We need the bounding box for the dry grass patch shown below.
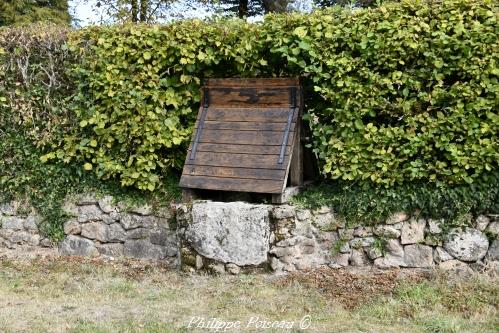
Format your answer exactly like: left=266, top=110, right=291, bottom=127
left=0, top=254, right=497, bottom=333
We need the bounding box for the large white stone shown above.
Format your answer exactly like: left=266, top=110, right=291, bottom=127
left=184, top=202, right=271, bottom=266
left=443, top=228, right=489, bottom=262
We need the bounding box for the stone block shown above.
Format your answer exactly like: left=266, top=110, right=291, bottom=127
left=63, top=220, right=81, bottom=235
left=120, top=214, right=157, bottom=230
left=401, top=218, right=426, bottom=244
left=475, top=215, right=490, bottom=231
left=226, top=263, right=241, bottom=275
left=350, top=249, right=370, bottom=266
left=81, top=222, right=125, bottom=242
left=272, top=205, right=296, bottom=220
left=385, top=212, right=409, bottom=225
left=404, top=244, right=433, bottom=268
left=373, top=225, right=400, bottom=238
left=59, top=235, right=98, bottom=257
left=353, top=226, right=373, bottom=237
left=1, top=216, right=24, bottom=230
left=129, top=204, right=153, bottom=216
left=97, top=243, right=124, bottom=257
left=434, top=247, right=453, bottom=263
left=77, top=205, right=104, bottom=223
left=98, top=195, right=115, bottom=214
left=486, top=239, right=498, bottom=261
left=124, top=239, right=168, bottom=260
left=427, top=219, right=443, bottom=234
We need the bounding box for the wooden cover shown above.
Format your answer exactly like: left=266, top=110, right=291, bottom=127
left=180, top=78, right=302, bottom=194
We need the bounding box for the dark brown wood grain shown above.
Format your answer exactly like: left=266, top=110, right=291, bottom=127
left=198, top=129, right=293, bottom=146
left=207, top=87, right=290, bottom=107
left=182, top=165, right=285, bottom=181
left=180, top=77, right=302, bottom=195
left=203, top=108, right=291, bottom=123
left=179, top=175, right=284, bottom=193
left=185, top=151, right=289, bottom=170
left=194, top=121, right=293, bottom=132
left=187, top=143, right=292, bottom=155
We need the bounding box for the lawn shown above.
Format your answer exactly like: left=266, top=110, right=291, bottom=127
left=0, top=252, right=497, bottom=333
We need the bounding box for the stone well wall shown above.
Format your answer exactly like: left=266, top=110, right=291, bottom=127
left=177, top=202, right=499, bottom=275
left=1, top=196, right=498, bottom=275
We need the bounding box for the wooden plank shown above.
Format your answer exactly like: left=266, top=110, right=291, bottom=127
left=180, top=78, right=304, bottom=195
left=205, top=108, right=291, bottom=123
left=179, top=175, right=283, bottom=194
left=205, top=78, right=300, bottom=87
left=208, top=87, right=291, bottom=107
left=185, top=151, right=290, bottom=169
left=188, top=143, right=292, bottom=155
left=199, top=129, right=294, bottom=146
left=182, top=165, right=285, bottom=181
left=195, top=121, right=293, bottom=132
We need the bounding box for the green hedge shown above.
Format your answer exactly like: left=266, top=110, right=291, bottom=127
left=1, top=0, right=498, bottom=192
left=0, top=0, right=497, bottom=238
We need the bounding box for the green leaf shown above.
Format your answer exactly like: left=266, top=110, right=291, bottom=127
left=354, top=119, right=364, bottom=130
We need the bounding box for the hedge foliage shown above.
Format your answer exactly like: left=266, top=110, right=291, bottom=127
left=1, top=0, right=498, bottom=193
left=302, top=1, right=499, bottom=186
left=0, top=25, right=180, bottom=239
left=48, top=0, right=498, bottom=191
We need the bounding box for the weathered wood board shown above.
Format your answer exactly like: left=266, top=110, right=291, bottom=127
left=180, top=78, right=303, bottom=195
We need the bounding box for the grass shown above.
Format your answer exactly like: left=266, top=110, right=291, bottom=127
left=0, top=255, right=497, bottom=333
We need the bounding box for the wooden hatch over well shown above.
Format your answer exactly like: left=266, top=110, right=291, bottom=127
left=179, top=78, right=303, bottom=195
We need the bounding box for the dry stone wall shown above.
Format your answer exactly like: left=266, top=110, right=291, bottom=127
left=1, top=196, right=498, bottom=276
left=59, top=194, right=178, bottom=264
left=0, top=195, right=178, bottom=264
left=178, top=202, right=499, bottom=275
left=0, top=202, right=53, bottom=249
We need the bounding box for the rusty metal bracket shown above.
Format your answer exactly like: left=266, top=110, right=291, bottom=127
left=189, top=88, right=209, bottom=160
left=278, top=87, right=296, bottom=164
